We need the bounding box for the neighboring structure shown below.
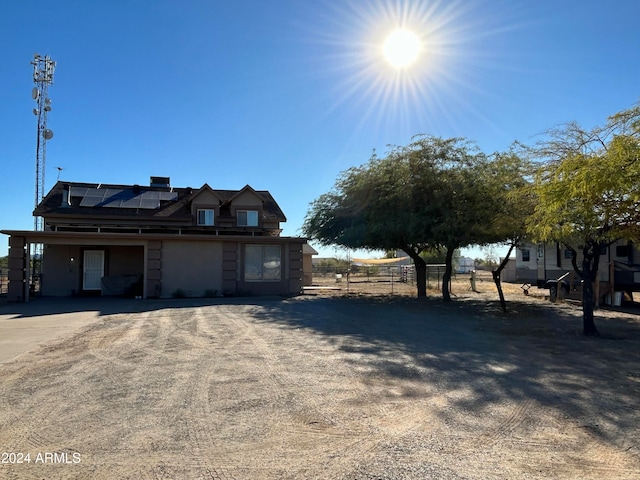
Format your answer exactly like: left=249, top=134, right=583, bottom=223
left=517, top=241, right=640, bottom=301
left=2, top=177, right=307, bottom=301
left=513, top=245, right=538, bottom=284
left=456, top=256, right=475, bottom=274
left=302, top=243, right=318, bottom=286
left=496, top=257, right=517, bottom=283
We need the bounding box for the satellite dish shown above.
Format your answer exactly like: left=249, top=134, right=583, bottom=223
left=32, top=108, right=39, bottom=116
left=31, top=87, right=39, bottom=99
left=45, top=98, right=51, bottom=104
left=43, top=129, right=54, bottom=140
left=44, top=105, right=51, bottom=112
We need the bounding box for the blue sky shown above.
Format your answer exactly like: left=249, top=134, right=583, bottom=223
left=1, top=0, right=639, bottom=259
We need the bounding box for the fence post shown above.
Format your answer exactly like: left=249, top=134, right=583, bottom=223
left=391, top=269, right=394, bottom=294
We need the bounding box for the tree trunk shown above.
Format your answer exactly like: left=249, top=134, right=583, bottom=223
left=580, top=249, right=600, bottom=336
left=442, top=246, right=455, bottom=302
left=582, top=276, right=598, bottom=336
left=492, top=270, right=507, bottom=313
left=492, top=243, right=517, bottom=313
left=568, top=242, right=600, bottom=336
left=403, top=247, right=427, bottom=298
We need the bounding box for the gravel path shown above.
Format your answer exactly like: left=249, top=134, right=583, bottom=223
left=0, top=295, right=639, bottom=479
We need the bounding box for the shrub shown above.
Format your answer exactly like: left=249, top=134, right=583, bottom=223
left=172, top=288, right=187, bottom=298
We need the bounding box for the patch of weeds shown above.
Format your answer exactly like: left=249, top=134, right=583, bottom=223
left=172, top=288, right=187, bottom=299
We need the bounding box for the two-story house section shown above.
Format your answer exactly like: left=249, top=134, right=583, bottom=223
left=2, top=177, right=307, bottom=301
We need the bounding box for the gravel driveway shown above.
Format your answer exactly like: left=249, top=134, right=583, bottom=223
left=0, top=295, right=639, bottom=479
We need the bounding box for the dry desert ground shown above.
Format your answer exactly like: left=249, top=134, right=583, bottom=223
left=0, top=281, right=639, bottom=479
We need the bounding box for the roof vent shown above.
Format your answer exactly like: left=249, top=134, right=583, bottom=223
left=150, top=176, right=170, bottom=188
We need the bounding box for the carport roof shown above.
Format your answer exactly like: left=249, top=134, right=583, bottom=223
left=0, top=230, right=307, bottom=244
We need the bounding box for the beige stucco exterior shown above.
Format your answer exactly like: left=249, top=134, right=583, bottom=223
left=302, top=243, right=318, bottom=286
left=161, top=240, right=223, bottom=297
left=2, top=231, right=305, bottom=302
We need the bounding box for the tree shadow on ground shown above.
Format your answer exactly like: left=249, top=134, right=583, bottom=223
left=249, top=295, right=640, bottom=458
left=0, top=295, right=285, bottom=319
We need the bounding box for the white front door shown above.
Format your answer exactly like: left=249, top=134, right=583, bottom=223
left=83, top=250, right=104, bottom=290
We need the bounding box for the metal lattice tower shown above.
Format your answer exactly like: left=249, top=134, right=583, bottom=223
left=30, top=54, right=55, bottom=291
left=31, top=53, right=56, bottom=231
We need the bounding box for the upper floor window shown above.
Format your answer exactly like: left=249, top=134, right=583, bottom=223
left=237, top=210, right=258, bottom=227
left=197, top=209, right=214, bottom=226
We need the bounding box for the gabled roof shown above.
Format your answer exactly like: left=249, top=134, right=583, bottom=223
left=187, top=183, right=223, bottom=204
left=227, top=184, right=263, bottom=204
left=35, top=181, right=287, bottom=222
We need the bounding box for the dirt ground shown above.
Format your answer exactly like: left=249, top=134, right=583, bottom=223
left=0, top=281, right=639, bottom=479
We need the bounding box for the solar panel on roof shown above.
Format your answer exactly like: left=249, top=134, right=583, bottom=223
left=159, top=191, right=175, bottom=201
left=76, top=187, right=177, bottom=209
left=140, top=199, right=160, bottom=209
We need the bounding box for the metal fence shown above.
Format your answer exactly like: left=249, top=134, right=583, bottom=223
left=311, top=263, right=458, bottom=295
left=0, top=269, right=7, bottom=296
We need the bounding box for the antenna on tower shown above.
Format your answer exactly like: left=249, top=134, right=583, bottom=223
left=30, top=53, right=56, bottom=295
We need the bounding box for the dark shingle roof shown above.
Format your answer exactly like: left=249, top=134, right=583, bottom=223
left=35, top=181, right=287, bottom=222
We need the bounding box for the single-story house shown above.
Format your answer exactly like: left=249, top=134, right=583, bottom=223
left=2, top=177, right=308, bottom=301
left=517, top=241, right=640, bottom=301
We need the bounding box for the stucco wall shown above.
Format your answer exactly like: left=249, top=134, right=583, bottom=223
left=41, top=245, right=81, bottom=296
left=303, top=253, right=313, bottom=286
left=161, top=240, right=223, bottom=297
left=108, top=246, right=144, bottom=276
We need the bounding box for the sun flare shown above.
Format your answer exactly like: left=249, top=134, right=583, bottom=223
left=383, top=29, right=421, bottom=68
left=304, top=0, right=511, bottom=136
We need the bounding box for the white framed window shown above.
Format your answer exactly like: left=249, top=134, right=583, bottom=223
left=245, top=245, right=281, bottom=281
left=237, top=210, right=259, bottom=227
left=197, top=209, right=215, bottom=226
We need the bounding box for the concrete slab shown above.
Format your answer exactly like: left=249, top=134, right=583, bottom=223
left=0, top=298, right=134, bottom=364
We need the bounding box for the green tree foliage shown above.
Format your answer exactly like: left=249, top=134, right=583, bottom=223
left=304, top=136, right=524, bottom=300
left=527, top=103, right=640, bottom=335
left=480, top=151, right=536, bottom=311
left=303, top=146, right=432, bottom=297
left=420, top=248, right=460, bottom=266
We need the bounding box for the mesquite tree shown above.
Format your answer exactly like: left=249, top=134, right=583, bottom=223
left=527, top=104, right=640, bottom=335
left=304, top=136, right=505, bottom=300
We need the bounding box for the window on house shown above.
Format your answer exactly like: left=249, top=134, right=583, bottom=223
left=237, top=210, right=259, bottom=227
left=616, top=244, right=630, bottom=258
left=245, top=245, right=281, bottom=281
left=197, top=209, right=214, bottom=226
left=521, top=249, right=530, bottom=262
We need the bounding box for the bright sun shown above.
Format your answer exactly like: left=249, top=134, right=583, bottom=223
left=382, top=28, right=421, bottom=68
